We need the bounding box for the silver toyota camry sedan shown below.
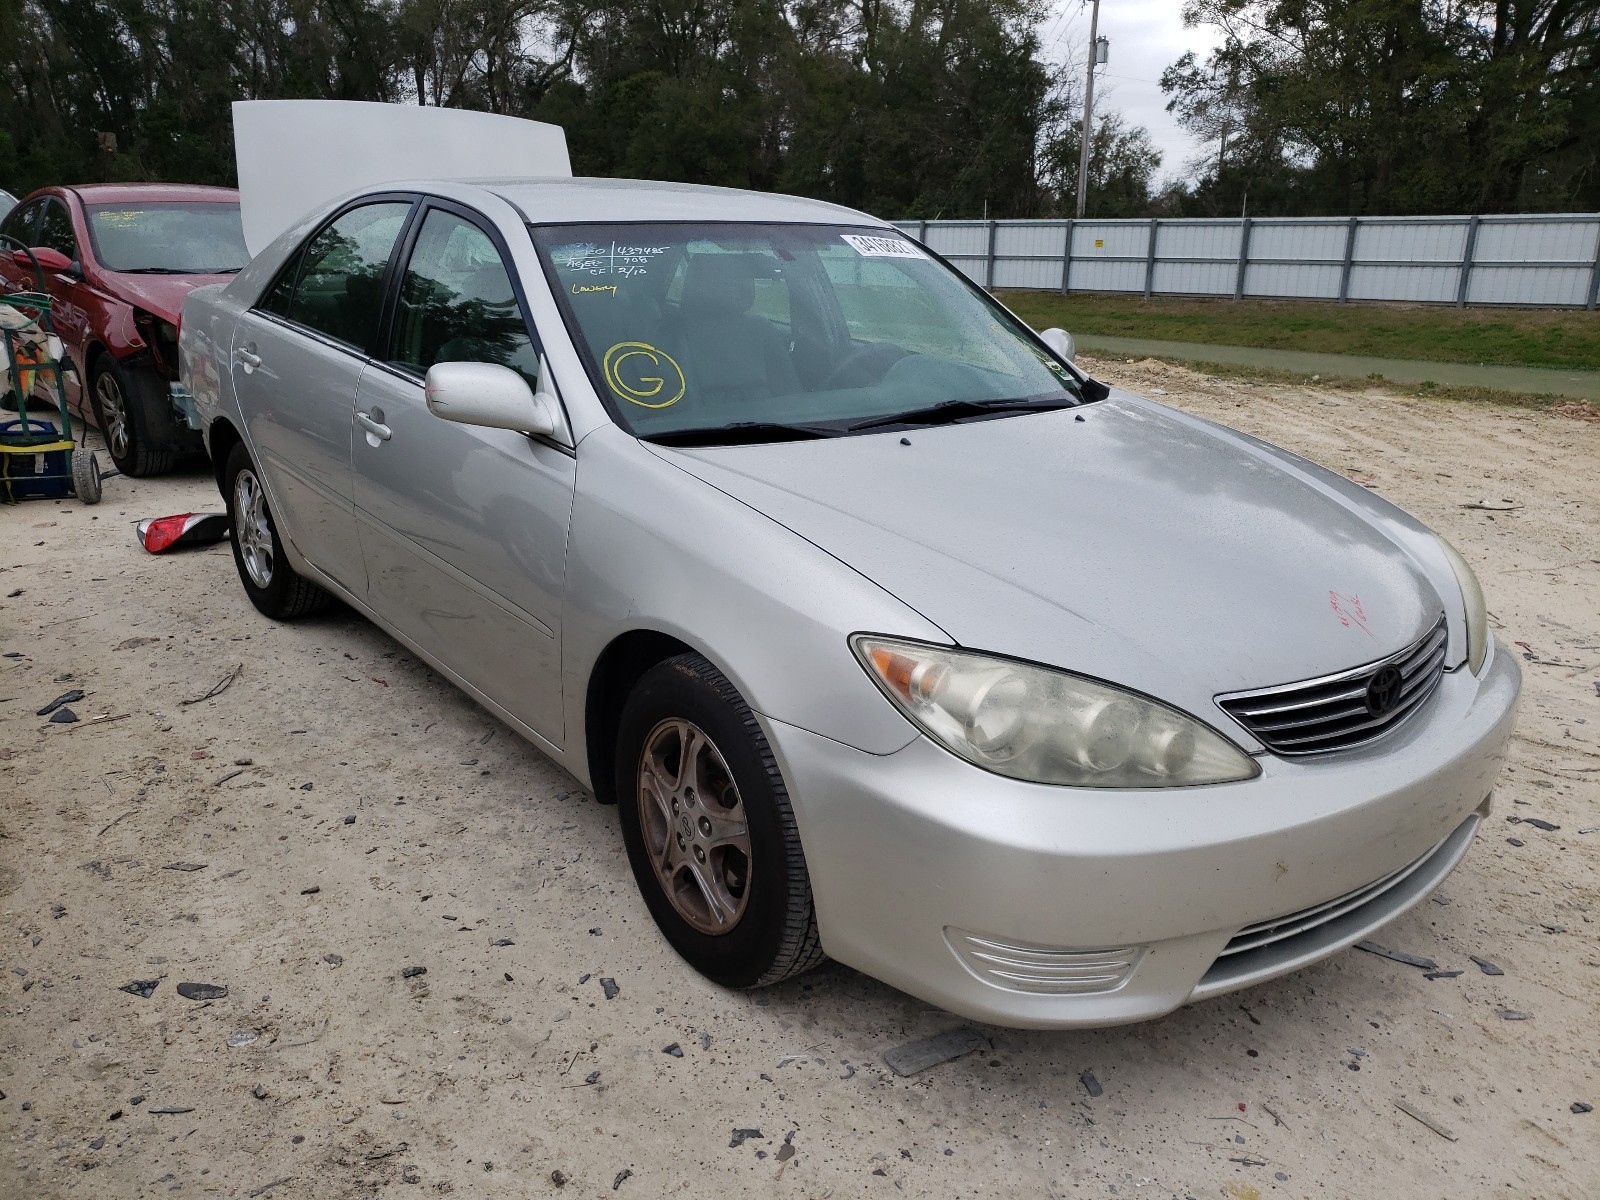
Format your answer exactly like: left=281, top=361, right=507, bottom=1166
left=181, top=177, right=1519, bottom=1028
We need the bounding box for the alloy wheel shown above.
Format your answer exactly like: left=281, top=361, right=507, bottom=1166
left=233, top=468, right=274, bottom=588
left=637, top=718, right=753, bottom=935
left=95, top=371, right=130, bottom=459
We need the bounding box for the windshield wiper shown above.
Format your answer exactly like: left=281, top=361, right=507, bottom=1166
left=845, top=395, right=1079, bottom=433
left=118, top=266, right=241, bottom=275
left=641, top=421, right=841, bottom=447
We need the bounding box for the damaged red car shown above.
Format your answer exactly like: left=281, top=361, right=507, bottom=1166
left=0, top=184, right=247, bottom=475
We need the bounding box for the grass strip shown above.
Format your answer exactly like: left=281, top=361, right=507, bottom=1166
left=1000, top=291, right=1600, bottom=372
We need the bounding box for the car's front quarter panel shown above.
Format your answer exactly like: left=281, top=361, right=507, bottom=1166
left=561, top=424, right=950, bottom=770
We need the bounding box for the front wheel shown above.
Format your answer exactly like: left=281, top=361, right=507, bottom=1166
left=223, top=442, right=331, bottom=620
left=90, top=356, right=177, bottom=477
left=615, top=653, right=824, bottom=988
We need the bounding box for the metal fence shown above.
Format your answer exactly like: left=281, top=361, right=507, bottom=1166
left=891, top=213, right=1600, bottom=309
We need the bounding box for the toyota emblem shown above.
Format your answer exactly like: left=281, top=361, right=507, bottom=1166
left=1366, top=664, right=1404, bottom=716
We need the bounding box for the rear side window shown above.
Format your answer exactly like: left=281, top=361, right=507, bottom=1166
left=1, top=199, right=43, bottom=247
left=387, top=208, right=538, bottom=387
left=37, top=200, right=77, bottom=258
left=262, top=201, right=411, bottom=349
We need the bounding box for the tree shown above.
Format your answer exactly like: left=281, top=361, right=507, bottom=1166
left=1, top=0, right=1165, bottom=221
left=1161, top=0, right=1600, bottom=215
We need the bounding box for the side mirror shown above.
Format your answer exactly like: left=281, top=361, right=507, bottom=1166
left=28, top=246, right=75, bottom=274
left=1040, top=326, right=1076, bottom=362
left=424, top=359, right=565, bottom=442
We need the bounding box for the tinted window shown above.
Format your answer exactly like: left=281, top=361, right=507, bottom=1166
left=268, top=202, right=411, bottom=349
left=84, top=202, right=247, bottom=273
left=389, top=208, right=537, bottom=386
left=1, top=199, right=43, bottom=247
left=37, top=200, right=76, bottom=258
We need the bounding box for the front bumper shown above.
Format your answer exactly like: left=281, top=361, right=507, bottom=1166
left=767, top=643, right=1519, bottom=1028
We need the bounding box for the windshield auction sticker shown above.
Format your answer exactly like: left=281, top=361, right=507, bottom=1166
left=840, top=234, right=922, bottom=258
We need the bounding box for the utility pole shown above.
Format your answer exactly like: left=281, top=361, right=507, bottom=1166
left=1074, top=0, right=1103, bottom=219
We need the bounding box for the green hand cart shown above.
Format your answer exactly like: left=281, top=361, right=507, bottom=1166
left=1, top=235, right=103, bottom=504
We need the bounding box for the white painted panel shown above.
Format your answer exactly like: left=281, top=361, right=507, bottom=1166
left=1248, top=220, right=1348, bottom=261
left=1467, top=265, right=1590, bottom=306
left=1348, top=265, right=1459, bottom=302
left=1244, top=263, right=1342, bottom=299
left=1355, top=220, right=1467, bottom=264
left=922, top=224, right=988, bottom=257
left=1474, top=219, right=1599, bottom=264
left=1070, top=260, right=1147, bottom=292
left=995, top=223, right=1068, bottom=257
left=1159, top=221, right=1241, bottom=261
left=912, top=217, right=1598, bottom=305
left=994, top=258, right=1066, bottom=290
left=1072, top=222, right=1149, bottom=258
left=234, top=99, right=570, bottom=255
left=1152, top=261, right=1234, bottom=295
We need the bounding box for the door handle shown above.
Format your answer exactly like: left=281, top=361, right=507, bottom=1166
left=236, top=347, right=262, bottom=372
left=356, top=410, right=392, bottom=442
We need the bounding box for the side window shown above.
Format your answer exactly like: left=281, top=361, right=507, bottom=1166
left=388, top=208, right=538, bottom=386
left=258, top=253, right=300, bottom=317
left=270, top=201, right=411, bottom=349
left=37, top=200, right=77, bottom=258
left=1, top=199, right=43, bottom=248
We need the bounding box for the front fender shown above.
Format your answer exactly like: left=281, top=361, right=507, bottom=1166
left=561, top=425, right=946, bottom=768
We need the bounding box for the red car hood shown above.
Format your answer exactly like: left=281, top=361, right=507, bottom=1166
left=104, top=271, right=234, bottom=326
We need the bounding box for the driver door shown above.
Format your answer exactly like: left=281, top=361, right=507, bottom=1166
left=351, top=202, right=574, bottom=744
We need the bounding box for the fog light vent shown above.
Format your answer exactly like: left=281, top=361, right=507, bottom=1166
left=945, top=929, right=1142, bottom=995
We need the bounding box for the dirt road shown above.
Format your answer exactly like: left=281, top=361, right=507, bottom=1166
left=3, top=361, right=1597, bottom=1199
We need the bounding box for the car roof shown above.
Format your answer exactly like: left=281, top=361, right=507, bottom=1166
left=65, top=183, right=240, bottom=205
left=473, top=177, right=883, bottom=228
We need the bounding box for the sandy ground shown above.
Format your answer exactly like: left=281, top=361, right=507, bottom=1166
left=2, top=361, right=1597, bottom=1200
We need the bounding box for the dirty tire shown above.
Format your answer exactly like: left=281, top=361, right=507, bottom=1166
left=89, top=355, right=177, bottom=477
left=223, top=441, right=331, bottom=620
left=72, top=449, right=102, bottom=504
left=616, top=653, right=824, bottom=989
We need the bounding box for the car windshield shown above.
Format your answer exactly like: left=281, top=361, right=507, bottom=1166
left=85, top=202, right=249, bottom=274
left=532, top=223, right=1089, bottom=442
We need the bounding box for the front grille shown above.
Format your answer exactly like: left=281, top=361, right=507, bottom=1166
left=1217, top=615, right=1448, bottom=756
left=1216, top=841, right=1439, bottom=959
left=1191, top=812, right=1482, bottom=1001
left=945, top=929, right=1142, bottom=995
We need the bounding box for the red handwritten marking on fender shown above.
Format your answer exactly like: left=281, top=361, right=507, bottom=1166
left=1329, top=591, right=1377, bottom=639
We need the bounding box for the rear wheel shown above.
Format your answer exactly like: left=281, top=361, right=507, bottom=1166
left=615, top=653, right=823, bottom=988
left=223, top=442, right=331, bottom=620
left=90, top=355, right=177, bottom=477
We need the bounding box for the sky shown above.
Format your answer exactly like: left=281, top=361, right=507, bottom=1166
left=1038, top=0, right=1223, bottom=184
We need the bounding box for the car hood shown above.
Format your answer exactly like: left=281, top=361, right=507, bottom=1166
left=103, top=272, right=234, bottom=325
left=658, top=394, right=1457, bottom=738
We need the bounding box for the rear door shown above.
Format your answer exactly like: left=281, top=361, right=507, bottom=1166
left=0, top=198, right=43, bottom=285
left=232, top=196, right=415, bottom=592
left=34, top=197, right=92, bottom=410
left=351, top=201, right=574, bottom=744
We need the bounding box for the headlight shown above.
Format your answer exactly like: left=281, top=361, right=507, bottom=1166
left=852, top=636, right=1260, bottom=788
left=1436, top=537, right=1489, bottom=674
